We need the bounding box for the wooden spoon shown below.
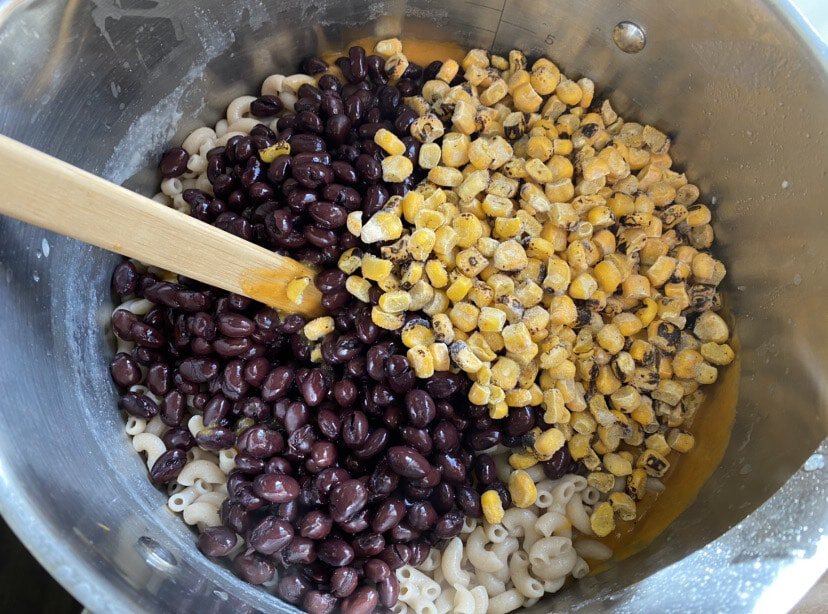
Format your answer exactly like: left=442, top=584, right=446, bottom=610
left=0, top=135, right=324, bottom=317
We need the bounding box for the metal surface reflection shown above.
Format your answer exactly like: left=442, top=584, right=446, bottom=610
left=0, top=0, right=826, bottom=612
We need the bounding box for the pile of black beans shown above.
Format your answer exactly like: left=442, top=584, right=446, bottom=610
left=159, top=46, right=435, bottom=272
left=109, top=267, right=503, bottom=614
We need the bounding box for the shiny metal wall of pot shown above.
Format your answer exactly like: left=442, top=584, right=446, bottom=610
left=0, top=0, right=826, bottom=612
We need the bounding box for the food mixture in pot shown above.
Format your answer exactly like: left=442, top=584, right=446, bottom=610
left=108, top=39, right=734, bottom=614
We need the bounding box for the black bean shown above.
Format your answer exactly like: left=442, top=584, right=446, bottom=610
left=299, top=368, right=328, bottom=406
left=371, top=497, right=405, bottom=534
left=248, top=515, right=294, bottom=555
left=341, top=410, right=369, bottom=448
left=196, top=426, right=236, bottom=451
left=329, top=479, right=368, bottom=522
left=473, top=453, right=497, bottom=485
left=341, top=586, right=378, bottom=614
left=456, top=484, right=482, bottom=518
left=405, top=389, right=437, bottom=427
left=354, top=154, right=381, bottom=183
left=250, top=95, right=283, bottom=117
left=368, top=460, right=399, bottom=496
left=149, top=449, right=186, bottom=483
left=160, top=147, right=189, bottom=177
left=177, top=357, right=219, bottom=383
left=467, top=428, right=502, bottom=451
left=253, top=473, right=300, bottom=503
left=299, top=511, right=332, bottom=541
left=197, top=526, right=237, bottom=557
left=237, top=425, right=284, bottom=458
left=330, top=566, right=359, bottom=598
left=303, top=590, right=337, bottom=614
left=377, top=575, right=399, bottom=608
left=543, top=446, right=574, bottom=480
left=162, top=427, right=194, bottom=450
left=118, top=392, right=158, bottom=419
left=362, top=184, right=388, bottom=216
left=111, top=261, right=139, bottom=297
left=386, top=446, right=431, bottom=478
left=434, top=511, right=464, bottom=538
left=233, top=551, right=275, bottom=585
left=490, top=482, right=512, bottom=509
left=353, top=428, right=389, bottom=459
left=377, top=544, right=410, bottom=570
left=277, top=570, right=311, bottom=604
left=432, top=420, right=460, bottom=452
left=289, top=133, right=326, bottom=153
left=261, top=365, right=294, bottom=401
left=308, top=441, right=338, bottom=471
left=110, top=353, right=141, bottom=388
left=401, top=427, right=433, bottom=456
left=408, top=540, right=431, bottom=567
left=407, top=501, right=438, bottom=531
left=318, top=538, right=355, bottom=567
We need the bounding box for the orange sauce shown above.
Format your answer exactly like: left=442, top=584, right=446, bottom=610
left=239, top=268, right=324, bottom=317
left=318, top=37, right=741, bottom=566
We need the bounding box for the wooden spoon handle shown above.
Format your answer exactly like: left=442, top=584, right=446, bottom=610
left=0, top=135, right=323, bottom=317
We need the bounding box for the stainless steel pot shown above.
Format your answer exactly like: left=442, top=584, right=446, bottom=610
left=0, top=1, right=826, bottom=612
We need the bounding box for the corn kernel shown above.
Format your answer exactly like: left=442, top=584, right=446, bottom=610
left=360, top=255, right=392, bottom=281
left=431, top=313, right=455, bottom=344
left=450, top=341, right=484, bottom=373
left=492, top=240, right=528, bottom=272
left=378, top=290, right=412, bottom=313
left=534, top=427, right=566, bottom=458
left=299, top=316, right=333, bottom=343
left=637, top=449, right=670, bottom=477
left=569, top=272, right=598, bottom=300
left=509, top=470, right=538, bottom=508
left=700, top=342, right=735, bottom=366
left=590, top=501, right=615, bottom=537
left=381, top=155, right=414, bottom=183
left=512, top=82, right=543, bottom=113
left=373, top=128, right=406, bottom=155
left=428, top=166, right=464, bottom=187
left=345, top=275, right=372, bottom=302
left=469, top=382, right=491, bottom=405
left=361, top=211, right=403, bottom=243
left=371, top=307, right=405, bottom=331
left=374, top=38, right=402, bottom=58
left=286, top=276, right=311, bottom=305
left=694, top=311, right=729, bottom=343
left=407, top=344, right=435, bottom=378
left=258, top=141, right=291, bottom=163
left=455, top=247, right=490, bottom=277
left=604, top=452, right=633, bottom=476
left=445, top=276, right=474, bottom=303
left=430, top=342, right=451, bottom=371
left=424, top=260, right=449, bottom=288
left=509, top=453, right=538, bottom=470
left=481, top=489, right=505, bottom=524
left=401, top=318, right=435, bottom=348
left=418, top=142, right=442, bottom=170
left=666, top=429, right=696, bottom=453
left=408, top=228, right=436, bottom=261
left=449, top=301, right=480, bottom=333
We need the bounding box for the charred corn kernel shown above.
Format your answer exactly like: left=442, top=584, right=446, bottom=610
left=548, top=295, right=578, bottom=325
left=534, top=427, right=566, bottom=457
left=381, top=155, right=414, bottom=182
left=430, top=342, right=450, bottom=371
left=596, top=324, right=625, bottom=355
left=408, top=228, right=436, bottom=261
left=449, top=301, right=480, bottom=333
left=446, top=276, right=474, bottom=302
left=464, top=64, right=488, bottom=86
left=371, top=307, right=405, bottom=331
left=512, top=82, right=543, bottom=113
left=346, top=211, right=363, bottom=237
left=423, top=289, right=450, bottom=316
left=696, top=363, right=718, bottom=384
left=626, top=468, right=648, bottom=500
left=258, top=141, right=291, bottom=163
left=506, top=388, right=533, bottom=406
left=694, top=311, right=729, bottom=343
left=345, top=275, right=372, bottom=302
left=453, top=214, right=484, bottom=248
left=587, top=472, right=616, bottom=493
left=406, top=345, right=435, bottom=378
left=457, top=170, right=490, bottom=201
left=361, top=211, right=403, bottom=243
left=468, top=381, right=491, bottom=405
left=492, top=240, right=528, bottom=272
left=667, top=429, right=696, bottom=453
left=633, top=298, right=657, bottom=327
left=480, top=78, right=508, bottom=106
left=645, top=255, right=677, bottom=287
left=374, top=128, right=406, bottom=155
left=493, top=217, right=522, bottom=240
left=401, top=318, right=435, bottom=348
left=477, top=306, right=507, bottom=333
left=450, top=341, right=483, bottom=373
left=672, top=348, right=703, bottom=379
left=509, top=470, right=538, bottom=508
left=604, top=452, right=633, bottom=476
left=568, top=272, right=598, bottom=300
left=526, top=135, right=554, bottom=161
left=608, top=492, right=636, bottom=522
left=613, top=312, right=644, bottom=337
left=482, top=489, right=505, bottom=524
left=414, top=209, right=444, bottom=231
left=304, top=316, right=334, bottom=341
left=431, top=313, right=455, bottom=343
left=374, top=38, right=402, bottom=58
left=401, top=191, right=425, bottom=224
left=700, top=342, right=735, bottom=365
left=502, top=322, right=533, bottom=353
left=385, top=53, right=409, bottom=80
left=637, top=449, right=670, bottom=477
left=418, top=142, right=442, bottom=169
left=530, top=64, right=561, bottom=96
left=361, top=255, right=393, bottom=281
left=378, top=290, right=412, bottom=313
left=428, top=166, right=464, bottom=187
left=410, top=113, right=445, bottom=143
left=456, top=247, right=490, bottom=277
left=490, top=356, right=520, bottom=390
left=425, top=260, right=449, bottom=288
left=622, top=274, right=651, bottom=300
left=686, top=203, right=712, bottom=227
left=338, top=248, right=363, bottom=274
left=286, top=276, right=311, bottom=305
left=590, top=502, right=615, bottom=537
left=593, top=260, right=623, bottom=294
